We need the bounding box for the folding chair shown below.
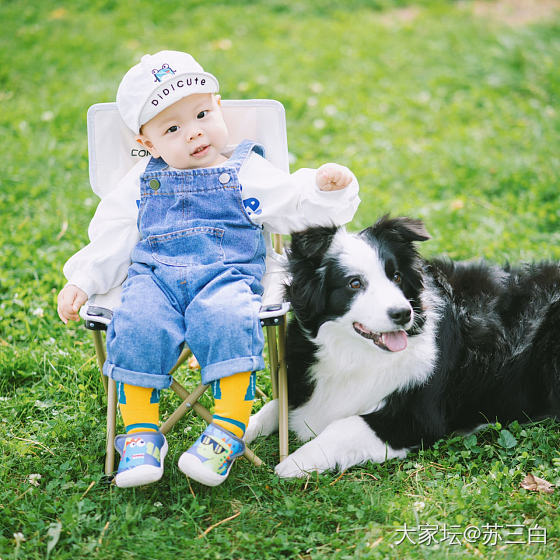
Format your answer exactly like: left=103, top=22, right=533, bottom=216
left=80, top=99, right=291, bottom=477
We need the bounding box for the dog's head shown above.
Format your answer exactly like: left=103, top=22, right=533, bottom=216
left=287, top=216, right=430, bottom=352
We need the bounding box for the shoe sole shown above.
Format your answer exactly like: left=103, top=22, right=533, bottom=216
left=115, top=440, right=168, bottom=488
left=177, top=451, right=230, bottom=487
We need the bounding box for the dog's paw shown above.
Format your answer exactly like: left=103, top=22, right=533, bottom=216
left=275, top=456, right=314, bottom=478
left=245, top=399, right=279, bottom=444
left=275, top=442, right=331, bottom=478
left=244, top=418, right=262, bottom=445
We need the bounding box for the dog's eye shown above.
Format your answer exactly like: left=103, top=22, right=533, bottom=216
left=393, top=272, right=402, bottom=284
left=348, top=278, right=363, bottom=290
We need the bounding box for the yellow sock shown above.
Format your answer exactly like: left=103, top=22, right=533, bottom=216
left=212, top=371, right=255, bottom=438
left=117, top=382, right=160, bottom=433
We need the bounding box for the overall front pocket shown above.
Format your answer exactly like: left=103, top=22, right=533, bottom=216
left=148, top=227, right=225, bottom=266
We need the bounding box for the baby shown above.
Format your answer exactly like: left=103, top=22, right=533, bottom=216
left=58, top=50, right=360, bottom=488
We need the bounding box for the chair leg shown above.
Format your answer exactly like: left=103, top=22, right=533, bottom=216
left=90, top=330, right=115, bottom=473
left=160, top=381, right=208, bottom=434
left=105, top=378, right=117, bottom=475
left=277, top=319, right=289, bottom=462
left=266, top=325, right=279, bottom=400
left=92, top=330, right=108, bottom=394
left=168, top=346, right=191, bottom=376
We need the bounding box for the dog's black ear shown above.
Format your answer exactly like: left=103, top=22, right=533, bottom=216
left=393, top=216, right=431, bottom=242
left=368, top=215, right=431, bottom=243
left=286, top=225, right=339, bottom=330
left=289, top=225, right=339, bottom=263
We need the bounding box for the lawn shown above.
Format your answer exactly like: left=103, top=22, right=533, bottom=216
left=1, top=0, right=560, bottom=558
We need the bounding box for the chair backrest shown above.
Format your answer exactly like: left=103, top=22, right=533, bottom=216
left=87, top=99, right=290, bottom=199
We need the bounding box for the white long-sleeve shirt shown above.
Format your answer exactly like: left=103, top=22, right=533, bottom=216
left=64, top=151, right=360, bottom=297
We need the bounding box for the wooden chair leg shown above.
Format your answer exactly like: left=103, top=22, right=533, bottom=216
left=168, top=346, right=191, bottom=376
left=92, top=330, right=108, bottom=394
left=160, top=381, right=208, bottom=434
left=277, top=318, right=289, bottom=462
left=90, top=329, right=114, bottom=473
left=266, top=325, right=279, bottom=400
left=105, top=378, right=117, bottom=475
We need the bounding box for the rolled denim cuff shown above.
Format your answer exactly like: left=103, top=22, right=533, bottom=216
left=103, top=361, right=173, bottom=390
left=201, top=355, right=265, bottom=385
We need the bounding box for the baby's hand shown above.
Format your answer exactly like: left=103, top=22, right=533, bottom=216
left=57, top=284, right=88, bottom=324
left=316, top=163, right=354, bottom=191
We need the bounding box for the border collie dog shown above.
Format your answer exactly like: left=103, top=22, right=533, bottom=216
left=246, top=216, right=560, bottom=478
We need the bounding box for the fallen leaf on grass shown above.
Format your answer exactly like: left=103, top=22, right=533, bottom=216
left=46, top=522, right=62, bottom=557
left=520, top=473, right=555, bottom=494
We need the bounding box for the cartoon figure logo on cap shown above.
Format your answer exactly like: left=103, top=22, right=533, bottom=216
left=152, top=63, right=176, bottom=83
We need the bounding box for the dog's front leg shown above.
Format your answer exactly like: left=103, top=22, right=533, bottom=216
left=245, top=399, right=279, bottom=444
left=275, top=415, right=407, bottom=478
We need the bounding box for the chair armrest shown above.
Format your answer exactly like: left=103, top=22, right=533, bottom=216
left=83, top=305, right=113, bottom=330
left=80, top=285, right=122, bottom=330
left=259, top=302, right=290, bottom=327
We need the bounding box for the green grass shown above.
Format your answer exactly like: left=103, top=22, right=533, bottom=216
left=2, top=0, right=560, bottom=557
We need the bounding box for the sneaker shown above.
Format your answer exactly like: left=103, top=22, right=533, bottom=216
left=178, top=423, right=245, bottom=486
left=114, top=431, right=168, bottom=488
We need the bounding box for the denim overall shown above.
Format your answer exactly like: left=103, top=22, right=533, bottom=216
left=103, top=140, right=266, bottom=389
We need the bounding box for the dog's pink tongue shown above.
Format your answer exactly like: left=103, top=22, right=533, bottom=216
left=382, top=331, right=408, bottom=352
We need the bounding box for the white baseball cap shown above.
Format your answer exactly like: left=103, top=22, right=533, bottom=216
left=116, top=50, right=219, bottom=134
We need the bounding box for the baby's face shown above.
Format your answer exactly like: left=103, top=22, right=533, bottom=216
left=137, top=93, right=229, bottom=169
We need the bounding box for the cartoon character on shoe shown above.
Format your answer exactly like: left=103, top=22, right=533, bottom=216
left=197, top=433, right=234, bottom=475
left=114, top=431, right=168, bottom=488
left=178, top=423, right=245, bottom=486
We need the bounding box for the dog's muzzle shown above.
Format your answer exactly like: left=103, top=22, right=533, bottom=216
left=353, top=322, right=408, bottom=352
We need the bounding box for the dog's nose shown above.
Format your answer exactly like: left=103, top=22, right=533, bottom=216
left=388, top=306, right=411, bottom=326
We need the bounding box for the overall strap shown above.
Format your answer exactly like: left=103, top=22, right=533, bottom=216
left=144, top=156, right=168, bottom=173
left=227, top=140, right=265, bottom=171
